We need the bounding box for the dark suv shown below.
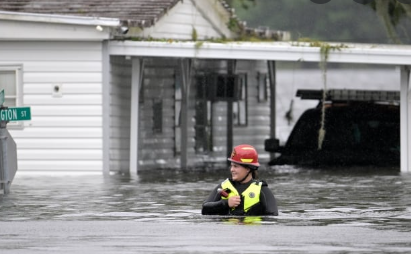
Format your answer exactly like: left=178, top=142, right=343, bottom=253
left=265, top=89, right=400, bottom=167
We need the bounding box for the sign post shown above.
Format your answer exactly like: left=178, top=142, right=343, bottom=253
left=0, top=90, right=31, bottom=194
left=0, top=89, right=4, bottom=106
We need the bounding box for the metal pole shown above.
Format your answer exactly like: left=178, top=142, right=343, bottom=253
left=0, top=119, right=9, bottom=194
left=180, top=58, right=191, bottom=170
left=400, top=66, right=411, bottom=173
left=267, top=61, right=277, bottom=161
left=227, top=60, right=236, bottom=164
left=129, top=58, right=143, bottom=174
left=102, top=40, right=111, bottom=176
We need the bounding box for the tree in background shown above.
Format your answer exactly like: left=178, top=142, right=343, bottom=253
left=367, top=0, right=411, bottom=43
left=227, top=0, right=410, bottom=44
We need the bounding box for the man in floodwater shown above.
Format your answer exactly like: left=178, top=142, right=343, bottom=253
left=202, top=144, right=278, bottom=216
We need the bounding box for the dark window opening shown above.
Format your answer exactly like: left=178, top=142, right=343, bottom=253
left=153, top=99, right=163, bottom=134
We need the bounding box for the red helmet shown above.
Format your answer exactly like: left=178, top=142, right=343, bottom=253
left=228, top=144, right=260, bottom=167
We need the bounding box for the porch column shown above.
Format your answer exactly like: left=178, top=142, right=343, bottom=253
left=400, top=66, right=411, bottom=173
left=102, top=41, right=110, bottom=176
left=180, top=59, right=192, bottom=169
left=227, top=60, right=237, bottom=163
left=129, top=58, right=143, bottom=174
left=267, top=61, right=276, bottom=161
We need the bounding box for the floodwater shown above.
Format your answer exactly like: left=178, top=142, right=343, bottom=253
left=1, top=167, right=411, bottom=253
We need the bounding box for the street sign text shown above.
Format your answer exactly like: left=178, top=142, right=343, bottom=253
left=0, top=107, right=31, bottom=121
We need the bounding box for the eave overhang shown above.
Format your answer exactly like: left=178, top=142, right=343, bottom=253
left=109, top=41, right=411, bottom=66
left=0, top=10, right=120, bottom=27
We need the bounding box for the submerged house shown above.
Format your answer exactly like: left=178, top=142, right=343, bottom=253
left=0, top=0, right=290, bottom=173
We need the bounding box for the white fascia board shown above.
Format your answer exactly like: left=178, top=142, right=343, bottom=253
left=109, top=41, right=411, bottom=66
left=0, top=10, right=120, bottom=27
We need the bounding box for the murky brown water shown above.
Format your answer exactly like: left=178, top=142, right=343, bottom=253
left=1, top=166, right=411, bottom=253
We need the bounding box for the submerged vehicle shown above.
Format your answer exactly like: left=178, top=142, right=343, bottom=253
left=265, top=89, right=400, bottom=167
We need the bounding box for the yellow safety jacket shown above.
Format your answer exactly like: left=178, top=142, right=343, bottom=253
left=220, top=178, right=262, bottom=213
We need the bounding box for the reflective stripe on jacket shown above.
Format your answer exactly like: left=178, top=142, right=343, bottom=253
left=221, top=178, right=262, bottom=213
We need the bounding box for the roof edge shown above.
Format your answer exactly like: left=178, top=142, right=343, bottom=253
left=121, top=0, right=183, bottom=28
left=0, top=10, right=120, bottom=27
left=108, top=40, right=411, bottom=65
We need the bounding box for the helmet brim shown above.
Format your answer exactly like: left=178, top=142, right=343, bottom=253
left=227, top=158, right=260, bottom=168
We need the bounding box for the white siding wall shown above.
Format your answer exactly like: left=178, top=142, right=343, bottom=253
left=138, top=58, right=179, bottom=169
left=109, top=56, right=132, bottom=172
left=0, top=41, right=104, bottom=172
left=136, top=0, right=232, bottom=40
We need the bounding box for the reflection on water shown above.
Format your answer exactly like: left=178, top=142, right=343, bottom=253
left=2, top=166, right=410, bottom=228
left=1, top=166, right=411, bottom=253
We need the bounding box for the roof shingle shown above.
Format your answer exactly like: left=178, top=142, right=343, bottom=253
left=0, top=0, right=184, bottom=27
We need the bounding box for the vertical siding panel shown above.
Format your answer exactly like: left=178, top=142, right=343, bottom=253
left=109, top=56, right=132, bottom=172
left=235, top=60, right=271, bottom=163
left=138, top=58, right=178, bottom=169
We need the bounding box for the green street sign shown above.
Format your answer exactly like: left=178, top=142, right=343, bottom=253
left=0, top=107, right=31, bottom=121
left=0, top=90, right=4, bottom=106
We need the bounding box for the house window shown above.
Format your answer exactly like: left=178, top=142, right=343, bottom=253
left=215, top=74, right=237, bottom=99
left=153, top=99, right=163, bottom=134
left=257, top=72, right=268, bottom=102
left=195, top=72, right=248, bottom=127
left=211, top=74, right=242, bottom=101
left=0, top=66, right=23, bottom=128
left=233, top=73, right=247, bottom=126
